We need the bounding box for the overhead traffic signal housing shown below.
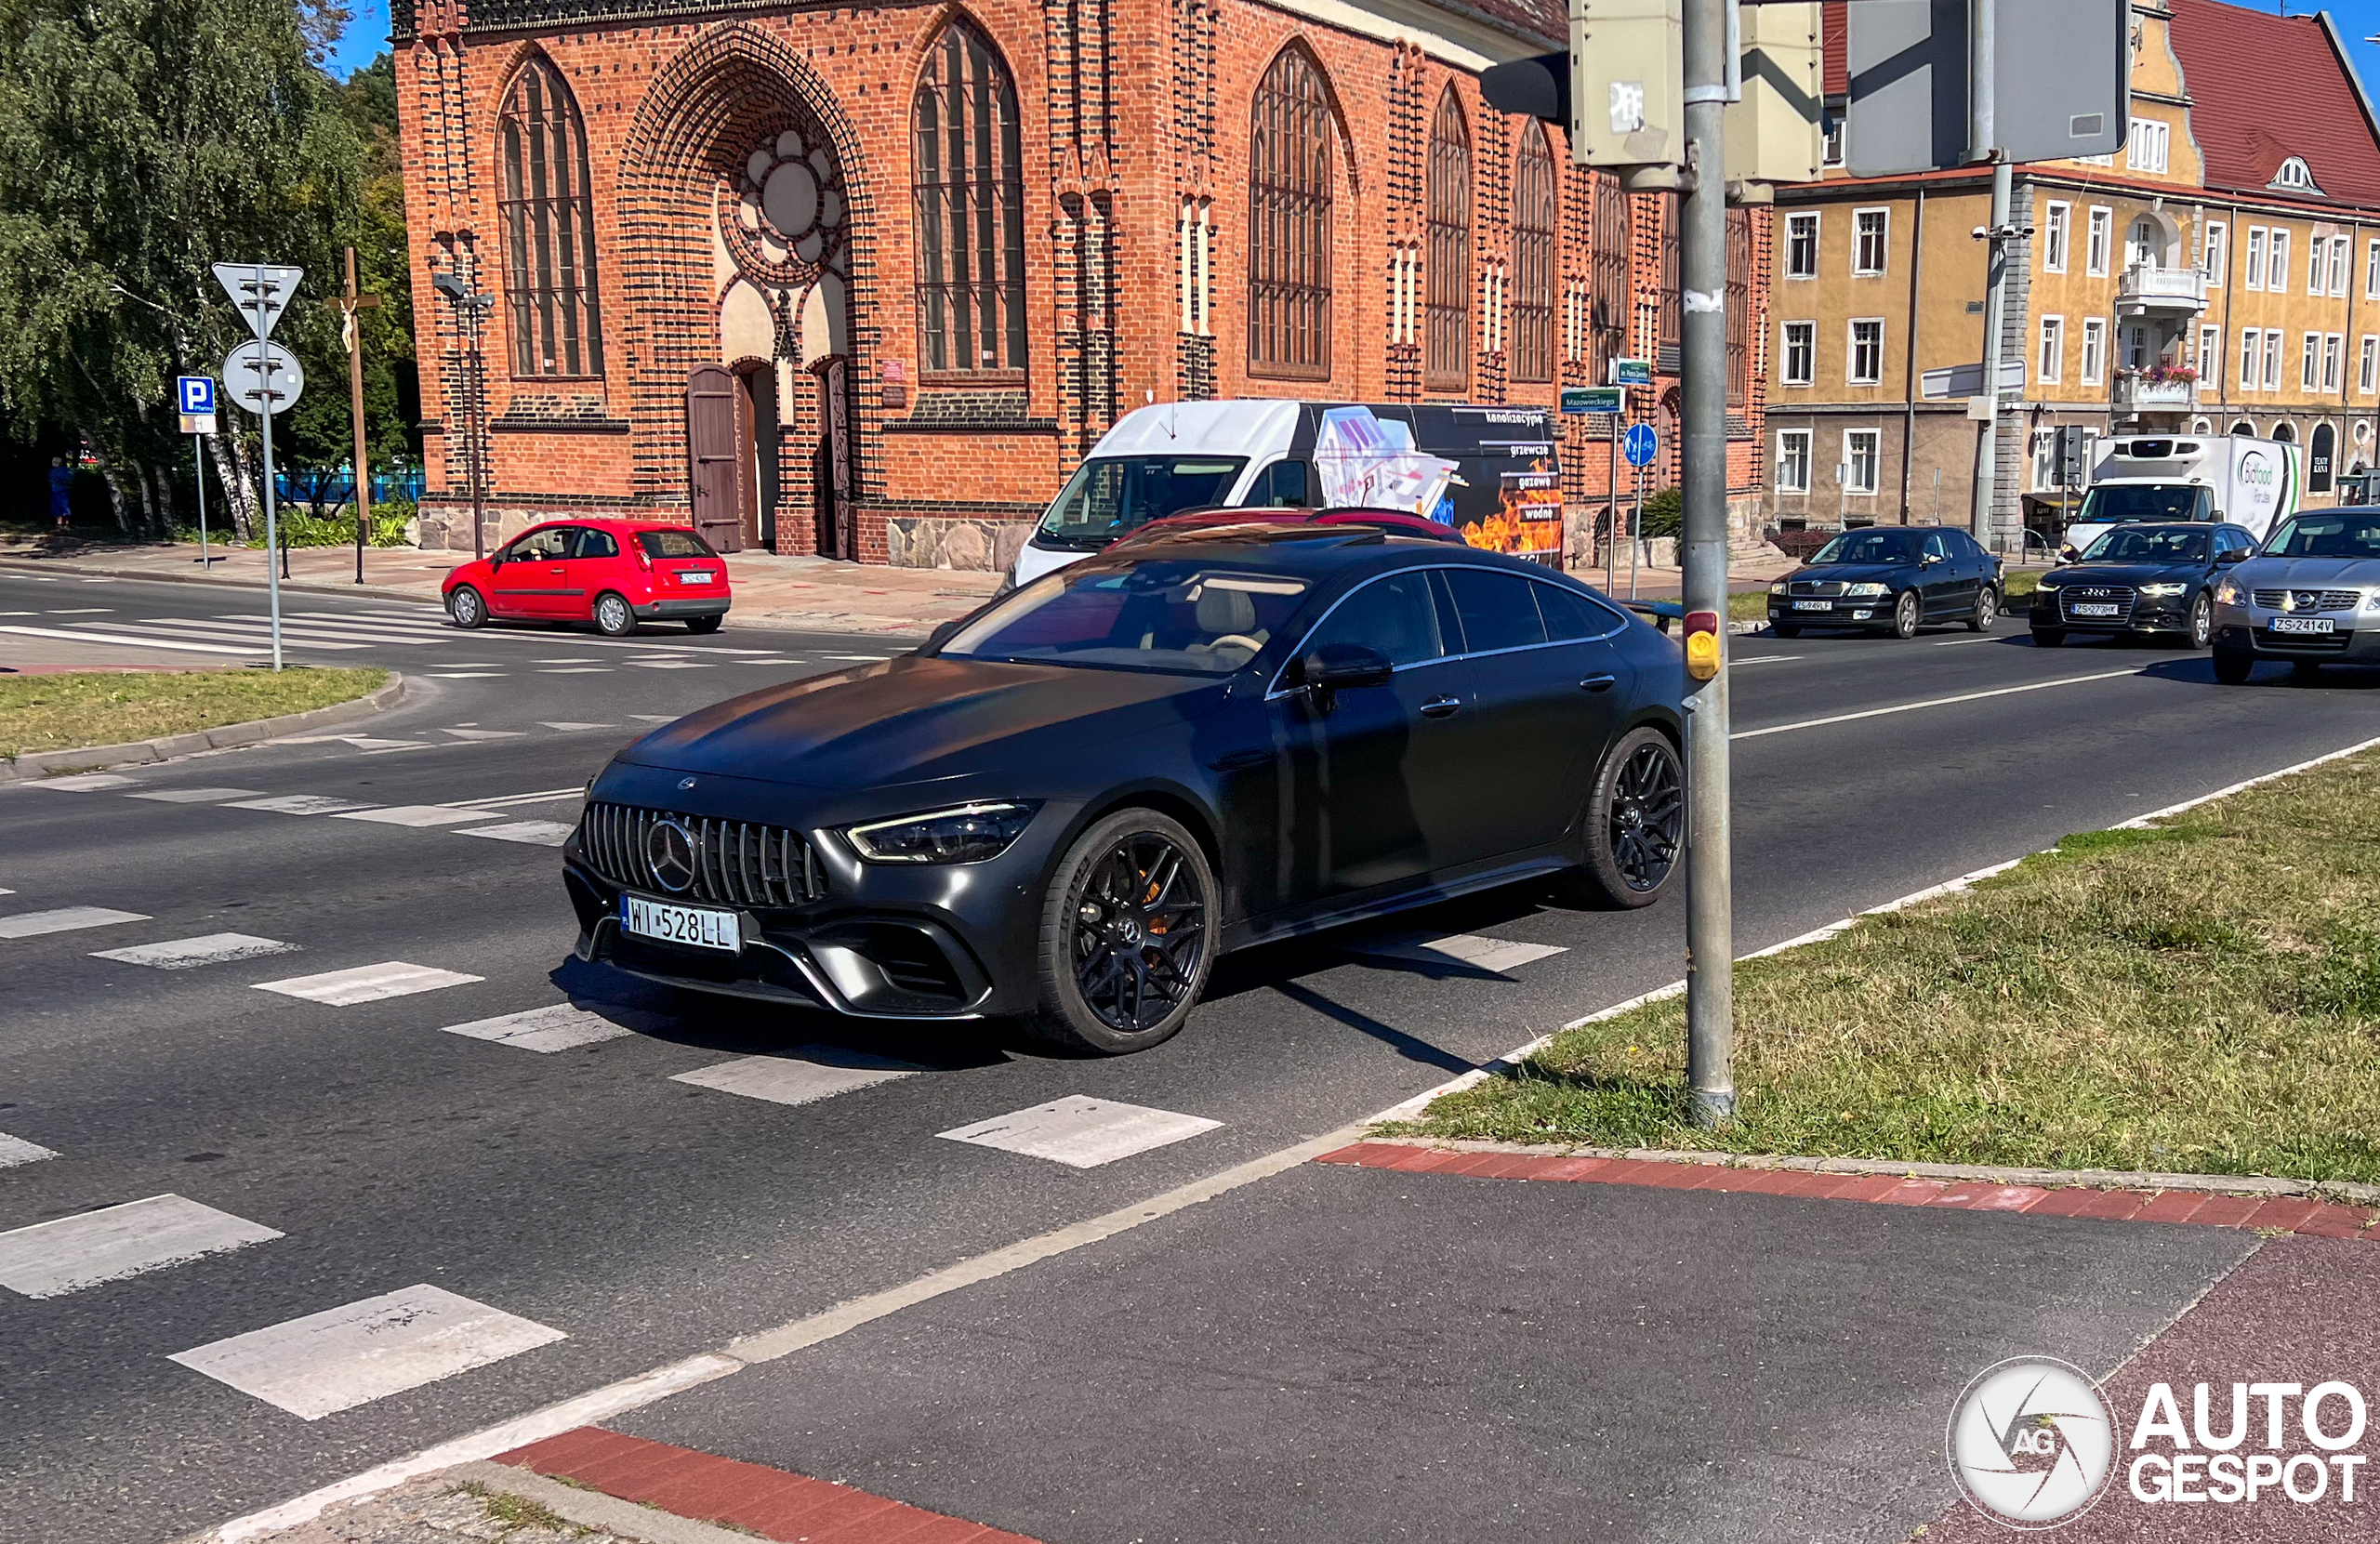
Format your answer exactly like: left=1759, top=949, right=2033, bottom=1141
left=1568, top=0, right=1685, bottom=187
left=1725, top=3, right=1822, bottom=189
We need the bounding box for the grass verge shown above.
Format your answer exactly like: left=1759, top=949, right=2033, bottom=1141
left=1386, top=748, right=2380, bottom=1184
left=0, top=668, right=388, bottom=759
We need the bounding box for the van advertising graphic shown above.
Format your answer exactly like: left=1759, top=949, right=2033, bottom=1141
left=1312, top=405, right=1461, bottom=518
left=1461, top=468, right=1564, bottom=561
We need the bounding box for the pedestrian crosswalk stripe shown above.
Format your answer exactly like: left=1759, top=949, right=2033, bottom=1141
left=430, top=671, right=505, bottom=679
left=0, top=906, right=152, bottom=940
left=91, top=932, right=298, bottom=969
left=168, top=1283, right=566, bottom=1420
left=630, top=715, right=675, bottom=722
left=1344, top=931, right=1568, bottom=975
left=331, top=805, right=495, bottom=827
left=226, top=794, right=381, bottom=815
left=0, top=1133, right=58, bottom=1168
left=26, top=772, right=142, bottom=791
left=443, top=727, right=524, bottom=740
left=252, top=961, right=484, bottom=1006
left=47, top=607, right=112, bottom=614
left=113, top=619, right=374, bottom=652
left=458, top=821, right=574, bottom=847
left=0, top=623, right=260, bottom=655
left=124, top=787, right=266, bottom=804
left=671, top=1048, right=921, bottom=1106
left=441, top=786, right=584, bottom=809
left=936, top=1094, right=1222, bottom=1168
left=537, top=657, right=602, bottom=664
left=626, top=659, right=711, bottom=669
left=0, top=1194, right=283, bottom=1299
left=538, top=667, right=610, bottom=674
left=441, top=1004, right=633, bottom=1053
left=824, top=653, right=894, bottom=661
left=538, top=721, right=615, bottom=731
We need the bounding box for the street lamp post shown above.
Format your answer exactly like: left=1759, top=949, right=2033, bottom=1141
left=432, top=272, right=495, bottom=561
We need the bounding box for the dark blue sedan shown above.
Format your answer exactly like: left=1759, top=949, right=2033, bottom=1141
left=1768, top=525, right=2003, bottom=640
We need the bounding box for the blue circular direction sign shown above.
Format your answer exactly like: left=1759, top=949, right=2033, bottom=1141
left=1623, top=423, right=1659, bottom=468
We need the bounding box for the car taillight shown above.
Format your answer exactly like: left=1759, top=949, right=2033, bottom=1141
left=634, top=545, right=652, bottom=571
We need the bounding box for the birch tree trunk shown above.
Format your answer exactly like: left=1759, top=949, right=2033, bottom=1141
left=210, top=426, right=258, bottom=542
left=86, top=433, right=131, bottom=533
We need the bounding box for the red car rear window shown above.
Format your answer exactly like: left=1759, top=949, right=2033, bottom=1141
left=637, top=530, right=717, bottom=560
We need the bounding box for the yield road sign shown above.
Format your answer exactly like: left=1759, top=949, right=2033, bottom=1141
left=1623, top=423, right=1659, bottom=468
left=212, top=263, right=304, bottom=341
left=177, top=376, right=216, bottom=415
left=222, top=341, right=305, bottom=416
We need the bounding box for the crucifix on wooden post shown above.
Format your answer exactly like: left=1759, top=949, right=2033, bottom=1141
left=337, top=246, right=382, bottom=584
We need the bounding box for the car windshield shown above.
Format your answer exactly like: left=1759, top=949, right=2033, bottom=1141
left=1035, top=456, right=1250, bottom=550
left=638, top=529, right=717, bottom=560
left=1811, top=529, right=1920, bottom=565
left=2264, top=510, right=2380, bottom=559
left=2081, top=527, right=2209, bottom=563
left=2077, top=485, right=2212, bottom=524
left=938, top=561, right=1312, bottom=676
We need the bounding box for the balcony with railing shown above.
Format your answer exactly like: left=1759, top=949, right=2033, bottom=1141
left=2113, top=365, right=2200, bottom=416
left=2115, top=262, right=2209, bottom=315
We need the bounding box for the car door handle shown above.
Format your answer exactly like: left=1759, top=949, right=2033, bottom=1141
left=1420, top=695, right=1462, bottom=718
left=1579, top=675, right=1619, bottom=693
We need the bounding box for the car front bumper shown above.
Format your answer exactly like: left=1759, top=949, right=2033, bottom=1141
left=1768, top=598, right=1888, bottom=625
left=633, top=596, right=731, bottom=620
left=2029, top=591, right=2197, bottom=635
left=2213, top=610, right=2380, bottom=662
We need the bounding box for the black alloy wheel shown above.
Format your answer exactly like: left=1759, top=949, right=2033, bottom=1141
left=1967, top=587, right=1998, bottom=632
left=1556, top=726, right=1684, bottom=910
left=448, top=586, right=487, bottom=629
left=1888, top=590, right=1922, bottom=640
left=2181, top=591, right=2214, bottom=650
left=2213, top=642, right=2254, bottom=683
left=1030, top=809, right=1216, bottom=1054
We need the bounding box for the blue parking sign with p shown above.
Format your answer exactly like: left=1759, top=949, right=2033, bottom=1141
left=178, top=376, right=215, bottom=415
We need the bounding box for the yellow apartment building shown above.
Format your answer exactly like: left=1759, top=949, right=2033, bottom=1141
left=1768, top=0, right=2380, bottom=549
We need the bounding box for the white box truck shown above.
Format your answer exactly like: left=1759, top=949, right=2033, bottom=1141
left=2061, top=434, right=2301, bottom=555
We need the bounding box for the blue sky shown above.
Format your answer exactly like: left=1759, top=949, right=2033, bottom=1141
left=326, top=0, right=390, bottom=79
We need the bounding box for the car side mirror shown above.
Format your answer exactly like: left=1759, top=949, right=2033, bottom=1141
left=2215, top=548, right=2245, bottom=566
left=1920, top=552, right=1943, bottom=567
left=1300, top=642, right=1394, bottom=694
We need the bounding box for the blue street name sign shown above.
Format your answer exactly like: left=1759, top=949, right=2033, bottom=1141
left=1623, top=423, right=1659, bottom=468
left=1561, top=386, right=1624, bottom=416
left=1610, top=357, right=1654, bottom=389
left=178, top=376, right=216, bottom=415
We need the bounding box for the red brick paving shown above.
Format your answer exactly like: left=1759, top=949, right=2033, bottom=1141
left=1314, top=1145, right=2379, bottom=1242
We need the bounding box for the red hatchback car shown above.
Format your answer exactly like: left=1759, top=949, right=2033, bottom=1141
left=442, top=519, right=732, bottom=637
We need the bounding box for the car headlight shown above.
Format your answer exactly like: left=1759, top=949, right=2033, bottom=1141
left=845, top=801, right=1038, bottom=864
left=2215, top=576, right=2245, bottom=606
left=2137, top=583, right=2188, bottom=598
left=1844, top=582, right=1888, bottom=598
left=1767, top=581, right=1788, bottom=596
left=2364, top=591, right=2380, bottom=614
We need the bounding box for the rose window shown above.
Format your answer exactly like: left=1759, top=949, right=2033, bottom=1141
left=721, top=126, right=846, bottom=285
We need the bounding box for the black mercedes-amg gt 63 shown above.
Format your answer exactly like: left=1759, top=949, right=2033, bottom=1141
left=564, top=523, right=1686, bottom=1055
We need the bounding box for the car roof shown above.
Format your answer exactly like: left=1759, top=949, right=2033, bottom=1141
left=1066, top=525, right=1582, bottom=587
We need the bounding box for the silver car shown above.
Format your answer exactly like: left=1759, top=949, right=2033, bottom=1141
left=2212, top=506, right=2380, bottom=682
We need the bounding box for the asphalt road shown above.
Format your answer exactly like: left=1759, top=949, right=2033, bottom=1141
left=5, top=570, right=2380, bottom=1543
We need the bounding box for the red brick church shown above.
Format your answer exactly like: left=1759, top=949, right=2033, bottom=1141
left=396, top=0, right=1772, bottom=567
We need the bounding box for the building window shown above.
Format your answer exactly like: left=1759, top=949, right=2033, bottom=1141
left=1248, top=47, right=1336, bottom=378
left=1777, top=429, right=1812, bottom=493
left=2272, top=155, right=2320, bottom=193
left=1726, top=208, right=1752, bottom=406
left=2324, top=333, right=2345, bottom=393
left=1423, top=88, right=1471, bottom=392
left=2333, top=235, right=2352, bottom=297
left=2038, top=316, right=2064, bottom=385
left=2043, top=203, right=2069, bottom=273
left=1822, top=99, right=1845, bottom=166
left=2241, top=328, right=2261, bottom=391
left=1780, top=321, right=1815, bottom=386
left=2302, top=333, right=2320, bottom=392
left=1843, top=429, right=1880, bottom=495
left=2085, top=207, right=2112, bottom=277
left=2203, top=221, right=2226, bottom=285
left=2080, top=318, right=2105, bottom=386
left=1659, top=198, right=1681, bottom=357
left=1510, top=125, right=1557, bottom=384
left=1591, top=177, right=1628, bottom=386
left=2199, top=324, right=2221, bottom=385
left=1847, top=318, right=1884, bottom=385
left=1852, top=207, right=1887, bottom=275
left=2265, top=330, right=2284, bottom=392
left=2311, top=238, right=2329, bottom=297
left=913, top=23, right=1027, bottom=376
left=1785, top=212, right=1818, bottom=279
left=2127, top=117, right=2170, bottom=174
left=2360, top=336, right=2377, bottom=395
left=2269, top=229, right=2291, bottom=296
left=496, top=57, right=603, bottom=379
left=2246, top=226, right=2268, bottom=289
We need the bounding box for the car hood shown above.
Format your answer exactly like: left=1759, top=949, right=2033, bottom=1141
left=1790, top=562, right=1911, bottom=586
left=2049, top=561, right=2205, bottom=587
left=619, top=655, right=1232, bottom=789
left=2236, top=556, right=2380, bottom=587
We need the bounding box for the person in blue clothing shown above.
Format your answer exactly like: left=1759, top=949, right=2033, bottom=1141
left=48, top=456, right=71, bottom=531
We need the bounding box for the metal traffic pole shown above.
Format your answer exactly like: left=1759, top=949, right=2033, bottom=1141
left=1630, top=460, right=1643, bottom=600
left=1606, top=415, right=1620, bottom=592
left=193, top=434, right=209, bottom=568
left=254, top=264, right=284, bottom=671
left=1970, top=0, right=2012, bottom=553
left=1678, top=0, right=1735, bottom=1127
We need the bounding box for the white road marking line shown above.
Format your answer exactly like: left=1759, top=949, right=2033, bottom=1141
left=1346, top=930, right=1568, bottom=974
left=0, top=906, right=151, bottom=939
left=823, top=653, right=892, bottom=661
left=0, top=1194, right=282, bottom=1299
left=1730, top=654, right=1802, bottom=666
left=457, top=821, right=574, bottom=847
left=1732, top=668, right=2140, bottom=741
left=251, top=961, right=483, bottom=1006
left=536, top=657, right=602, bottom=664
left=0, top=886, right=11, bottom=895
left=0, top=1132, right=59, bottom=1168
left=937, top=1094, right=1223, bottom=1168
left=671, top=1049, right=922, bottom=1107
left=28, top=772, right=142, bottom=790
left=286, top=612, right=705, bottom=655
left=443, top=727, right=524, bottom=740
left=46, top=607, right=112, bottom=614
left=1934, top=635, right=2004, bottom=647
left=118, top=620, right=373, bottom=652
left=123, top=787, right=266, bottom=804
left=168, top=1283, right=567, bottom=1421
left=629, top=714, right=675, bottom=722
left=439, top=786, right=584, bottom=809
left=537, top=721, right=615, bottom=731
left=0, top=624, right=258, bottom=655
left=440, top=1005, right=632, bottom=1053
left=0, top=610, right=33, bottom=615
left=92, top=933, right=298, bottom=970
left=429, top=671, right=505, bottom=679
left=331, top=805, right=497, bottom=828
left=225, top=794, right=382, bottom=815
left=537, top=667, right=611, bottom=674
left=625, top=659, right=711, bottom=669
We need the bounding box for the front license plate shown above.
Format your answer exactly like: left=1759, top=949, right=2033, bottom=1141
left=621, top=894, right=740, bottom=951
left=2272, top=616, right=2335, bottom=635
left=2072, top=602, right=2121, bottom=616
left=1792, top=600, right=1832, bottom=612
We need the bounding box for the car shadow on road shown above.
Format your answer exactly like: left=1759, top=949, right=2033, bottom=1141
left=2135, top=655, right=2380, bottom=689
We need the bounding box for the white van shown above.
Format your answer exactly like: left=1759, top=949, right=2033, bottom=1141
left=1009, top=399, right=1564, bottom=587
left=2062, top=434, right=2301, bottom=555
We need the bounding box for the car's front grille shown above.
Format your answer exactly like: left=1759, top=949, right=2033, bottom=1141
left=2260, top=627, right=2354, bottom=653
left=2253, top=588, right=2361, bottom=612
left=577, top=802, right=823, bottom=907
left=2059, top=585, right=2136, bottom=624
left=1790, top=580, right=1844, bottom=597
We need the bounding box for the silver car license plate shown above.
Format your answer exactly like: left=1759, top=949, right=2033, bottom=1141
left=2272, top=616, right=2334, bottom=634
left=2072, top=602, right=2121, bottom=617
left=1792, top=600, right=1832, bottom=611
left=622, top=894, right=740, bottom=951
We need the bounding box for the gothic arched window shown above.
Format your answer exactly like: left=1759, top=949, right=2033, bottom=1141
left=1249, top=47, right=1335, bottom=378
left=1511, top=125, right=1557, bottom=384
left=912, top=23, right=1027, bottom=375
left=1424, top=89, right=1471, bottom=392
left=498, top=57, right=603, bottom=377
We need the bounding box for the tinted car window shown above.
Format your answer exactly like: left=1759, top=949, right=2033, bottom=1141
left=1812, top=529, right=1920, bottom=564
left=2267, top=511, right=2380, bottom=558
left=1441, top=567, right=1549, bottom=653
left=1303, top=571, right=1445, bottom=667
left=573, top=528, right=618, bottom=559
left=637, top=529, right=716, bottom=560
left=2082, top=526, right=2209, bottom=563
left=1533, top=581, right=1622, bottom=641
left=505, top=528, right=570, bottom=562
left=2077, top=485, right=2212, bottom=524
left=1245, top=459, right=1313, bottom=508
left=940, top=561, right=1311, bottom=676
left=1921, top=531, right=1949, bottom=561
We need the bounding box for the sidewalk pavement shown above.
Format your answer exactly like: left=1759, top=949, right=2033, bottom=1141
left=0, top=534, right=1006, bottom=639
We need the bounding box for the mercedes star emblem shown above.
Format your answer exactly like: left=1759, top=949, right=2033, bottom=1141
left=646, top=819, right=698, bottom=892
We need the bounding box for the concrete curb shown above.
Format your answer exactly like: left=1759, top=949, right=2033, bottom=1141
left=0, top=673, right=408, bottom=782
left=0, top=554, right=442, bottom=608
left=446, top=1459, right=758, bottom=1544
left=1349, top=1135, right=2380, bottom=1207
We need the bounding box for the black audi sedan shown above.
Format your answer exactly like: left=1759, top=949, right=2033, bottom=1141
left=2029, top=521, right=2255, bottom=649
left=564, top=529, right=1686, bottom=1055
left=1767, top=525, right=2003, bottom=639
